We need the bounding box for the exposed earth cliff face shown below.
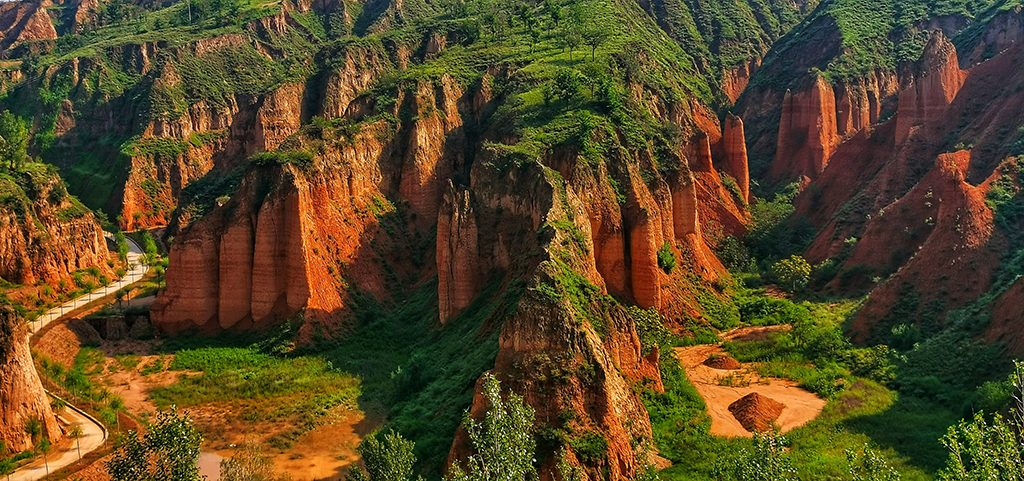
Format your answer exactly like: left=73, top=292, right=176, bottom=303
left=739, top=1, right=1024, bottom=346
left=150, top=32, right=750, bottom=475
left=0, top=305, right=62, bottom=453
left=0, top=166, right=109, bottom=286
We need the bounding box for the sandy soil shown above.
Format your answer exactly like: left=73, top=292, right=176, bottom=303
left=98, top=354, right=178, bottom=415
left=674, top=326, right=825, bottom=438
left=196, top=408, right=373, bottom=480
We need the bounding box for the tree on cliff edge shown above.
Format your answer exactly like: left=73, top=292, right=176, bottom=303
left=447, top=374, right=536, bottom=481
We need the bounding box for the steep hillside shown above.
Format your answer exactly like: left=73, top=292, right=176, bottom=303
left=0, top=305, right=62, bottom=453
left=636, top=0, right=819, bottom=103
left=0, top=162, right=110, bottom=288
left=736, top=0, right=1016, bottom=178
left=131, top=0, right=751, bottom=476
left=733, top=0, right=1024, bottom=355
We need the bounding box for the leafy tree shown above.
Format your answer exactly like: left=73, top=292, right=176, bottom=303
left=37, top=437, right=51, bottom=480
left=553, top=69, right=584, bottom=103
left=0, top=111, right=28, bottom=171
left=771, top=255, right=811, bottom=292
left=68, top=423, right=85, bottom=465
left=715, top=431, right=797, bottom=481
left=657, top=242, right=676, bottom=274
left=346, top=430, right=421, bottom=481
left=0, top=458, right=13, bottom=481
left=847, top=446, right=900, bottom=481
left=938, top=361, right=1024, bottom=480
left=581, top=23, right=612, bottom=61
left=0, top=440, right=11, bottom=481
left=544, top=0, right=562, bottom=35
left=106, top=407, right=204, bottom=481
left=560, top=26, right=582, bottom=62
left=446, top=374, right=536, bottom=481
left=24, top=417, right=43, bottom=443
left=221, top=441, right=287, bottom=481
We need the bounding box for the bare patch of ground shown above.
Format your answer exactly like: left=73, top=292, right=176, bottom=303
left=674, top=329, right=825, bottom=438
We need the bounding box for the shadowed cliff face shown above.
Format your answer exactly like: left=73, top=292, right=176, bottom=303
left=0, top=305, right=62, bottom=453
left=740, top=13, right=1024, bottom=344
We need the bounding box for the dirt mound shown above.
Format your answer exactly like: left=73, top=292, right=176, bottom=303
left=703, top=354, right=741, bottom=370
left=729, top=392, right=785, bottom=433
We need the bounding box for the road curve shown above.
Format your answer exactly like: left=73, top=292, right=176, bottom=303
left=29, top=232, right=148, bottom=335
left=9, top=393, right=108, bottom=481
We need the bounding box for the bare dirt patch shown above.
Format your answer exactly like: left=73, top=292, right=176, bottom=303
left=674, top=335, right=825, bottom=438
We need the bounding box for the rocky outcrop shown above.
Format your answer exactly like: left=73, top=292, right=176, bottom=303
left=719, top=114, right=750, bottom=203
left=964, top=6, right=1024, bottom=66
left=152, top=121, right=393, bottom=335
left=722, top=58, right=760, bottom=104
left=120, top=137, right=226, bottom=231
left=319, top=47, right=391, bottom=119
left=848, top=151, right=1004, bottom=342
left=437, top=182, right=479, bottom=324
left=0, top=306, right=62, bottom=453
left=447, top=159, right=662, bottom=480
left=0, top=170, right=109, bottom=285
left=895, top=32, right=966, bottom=145
left=0, top=0, right=58, bottom=51
left=771, top=75, right=839, bottom=181
left=253, top=82, right=306, bottom=154
left=399, top=78, right=465, bottom=221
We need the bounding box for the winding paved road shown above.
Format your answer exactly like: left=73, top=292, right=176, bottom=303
left=9, top=393, right=108, bottom=481
left=29, top=233, right=147, bottom=335
left=10, top=233, right=148, bottom=480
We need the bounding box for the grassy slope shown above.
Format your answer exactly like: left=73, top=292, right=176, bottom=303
left=751, top=0, right=1012, bottom=89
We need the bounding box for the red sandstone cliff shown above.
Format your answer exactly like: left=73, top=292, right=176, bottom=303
left=0, top=0, right=57, bottom=51
left=771, top=74, right=840, bottom=181
left=0, top=306, right=62, bottom=453
left=0, top=169, right=109, bottom=286
left=895, top=32, right=966, bottom=145
left=437, top=182, right=479, bottom=324
left=849, top=151, right=1003, bottom=341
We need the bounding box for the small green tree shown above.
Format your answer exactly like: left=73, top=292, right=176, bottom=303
left=715, top=431, right=796, bottom=481
left=0, top=440, right=11, bottom=481
left=346, top=430, right=421, bottom=481
left=771, top=255, right=811, bottom=292
left=221, top=441, right=286, bottom=481
left=553, top=69, right=584, bottom=103
left=847, top=446, right=900, bottom=481
left=446, top=374, right=536, bottom=481
left=106, top=407, right=204, bottom=481
left=68, top=423, right=84, bottom=465
left=37, top=437, right=51, bottom=480
left=0, top=458, right=13, bottom=481
left=24, top=417, right=43, bottom=444
left=581, top=24, right=611, bottom=61
left=937, top=361, right=1024, bottom=480
left=0, top=111, right=27, bottom=171
left=560, top=26, right=581, bottom=62
left=657, top=242, right=676, bottom=274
